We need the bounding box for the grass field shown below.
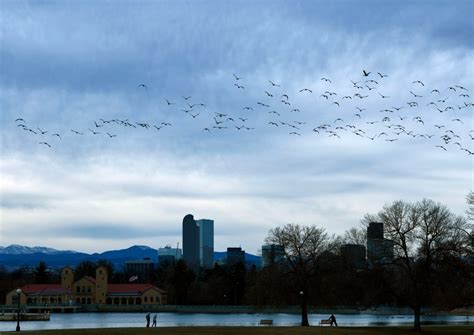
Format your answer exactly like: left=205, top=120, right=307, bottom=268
left=6, top=326, right=473, bottom=335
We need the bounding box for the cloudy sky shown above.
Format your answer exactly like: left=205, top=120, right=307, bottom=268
left=1, top=0, right=473, bottom=254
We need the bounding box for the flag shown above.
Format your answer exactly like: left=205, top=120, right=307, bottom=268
left=128, top=275, right=138, bottom=282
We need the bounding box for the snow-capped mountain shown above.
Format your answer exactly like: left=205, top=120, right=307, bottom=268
left=0, top=244, right=78, bottom=255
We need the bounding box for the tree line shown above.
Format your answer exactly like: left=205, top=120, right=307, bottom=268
left=1, top=197, right=472, bottom=331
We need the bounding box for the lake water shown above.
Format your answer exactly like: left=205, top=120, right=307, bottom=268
left=0, top=312, right=471, bottom=331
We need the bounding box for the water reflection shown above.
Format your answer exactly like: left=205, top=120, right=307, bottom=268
left=0, top=312, right=470, bottom=331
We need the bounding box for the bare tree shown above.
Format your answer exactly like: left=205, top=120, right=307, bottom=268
left=343, top=227, right=367, bottom=245
left=366, top=199, right=470, bottom=331
left=466, top=191, right=474, bottom=221
left=265, top=223, right=337, bottom=326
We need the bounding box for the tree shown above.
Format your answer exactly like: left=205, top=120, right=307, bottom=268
left=466, top=191, right=474, bottom=221
left=265, top=223, right=336, bottom=326
left=34, top=261, right=50, bottom=283
left=343, top=227, right=367, bottom=245
left=364, top=199, right=471, bottom=331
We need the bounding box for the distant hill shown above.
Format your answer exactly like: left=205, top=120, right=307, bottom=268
left=0, top=244, right=261, bottom=270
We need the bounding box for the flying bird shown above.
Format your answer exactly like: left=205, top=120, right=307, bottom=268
left=362, top=70, right=371, bottom=77
left=269, top=80, right=280, bottom=87
left=39, top=141, right=51, bottom=148
left=321, top=77, right=331, bottom=82
left=412, top=80, right=424, bottom=86
left=137, top=84, right=147, bottom=89
left=233, top=73, right=242, bottom=80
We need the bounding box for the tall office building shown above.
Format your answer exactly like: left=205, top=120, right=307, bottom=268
left=367, top=221, right=394, bottom=268
left=261, top=244, right=285, bottom=268
left=182, top=214, right=200, bottom=267
left=226, top=247, right=245, bottom=266
left=196, top=219, right=214, bottom=268
left=182, top=215, right=215, bottom=269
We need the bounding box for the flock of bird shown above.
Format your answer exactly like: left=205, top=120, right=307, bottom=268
left=14, top=69, right=473, bottom=155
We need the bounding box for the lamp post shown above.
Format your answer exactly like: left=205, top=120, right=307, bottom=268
left=300, top=290, right=309, bottom=326
left=16, top=288, right=22, bottom=332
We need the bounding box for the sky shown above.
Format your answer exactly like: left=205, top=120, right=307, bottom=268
left=0, top=0, right=473, bottom=255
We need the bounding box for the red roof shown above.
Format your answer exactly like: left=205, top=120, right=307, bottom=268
left=21, top=284, right=71, bottom=295
left=107, top=284, right=166, bottom=295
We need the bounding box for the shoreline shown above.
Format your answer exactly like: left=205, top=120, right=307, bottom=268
left=3, top=325, right=473, bottom=335
left=3, top=304, right=473, bottom=316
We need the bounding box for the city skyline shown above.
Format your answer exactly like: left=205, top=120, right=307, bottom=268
left=1, top=1, right=473, bottom=255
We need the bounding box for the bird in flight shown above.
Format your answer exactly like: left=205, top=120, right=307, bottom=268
left=183, top=96, right=192, bottom=100
left=299, top=88, right=312, bottom=93
left=412, top=80, right=424, bottom=86
left=52, top=133, right=62, bottom=140
left=106, top=132, right=117, bottom=138
left=234, top=83, right=244, bottom=89
left=269, top=80, right=280, bottom=87
left=377, top=72, right=388, bottom=78
left=89, top=129, right=100, bottom=135
left=321, top=77, right=331, bottom=83
left=71, top=129, right=83, bottom=135
left=264, top=91, right=273, bottom=97
left=15, top=118, right=26, bottom=123
left=362, top=70, right=371, bottom=77
left=378, top=93, right=390, bottom=99
left=233, top=73, right=242, bottom=80
left=165, top=99, right=175, bottom=105
left=39, top=141, right=51, bottom=148
left=137, top=84, right=147, bottom=89
left=37, top=127, right=48, bottom=135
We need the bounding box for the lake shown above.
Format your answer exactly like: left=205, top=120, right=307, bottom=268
left=0, top=312, right=471, bottom=331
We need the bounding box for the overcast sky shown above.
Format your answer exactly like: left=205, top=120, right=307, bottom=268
left=1, top=0, right=473, bottom=254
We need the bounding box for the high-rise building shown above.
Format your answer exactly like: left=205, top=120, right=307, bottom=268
left=158, top=245, right=182, bottom=266
left=196, top=219, right=214, bottom=268
left=261, top=244, right=285, bottom=267
left=182, top=214, right=200, bottom=267
left=182, top=214, right=215, bottom=269
left=367, top=222, right=394, bottom=268
left=226, top=247, right=245, bottom=266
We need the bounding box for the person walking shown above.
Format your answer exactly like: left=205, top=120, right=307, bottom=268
left=145, top=312, right=151, bottom=327
left=152, top=313, right=157, bottom=327
left=329, top=314, right=338, bottom=327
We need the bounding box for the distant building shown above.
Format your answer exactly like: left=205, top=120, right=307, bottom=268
left=124, top=258, right=155, bottom=283
left=182, top=214, right=200, bottom=268
left=261, top=244, right=285, bottom=267
left=158, top=245, right=182, bottom=266
left=340, top=244, right=367, bottom=269
left=367, top=222, right=394, bottom=268
left=6, top=266, right=166, bottom=306
left=182, top=214, right=215, bottom=269
left=196, top=219, right=214, bottom=268
left=367, top=221, right=384, bottom=239
left=227, top=247, right=245, bottom=266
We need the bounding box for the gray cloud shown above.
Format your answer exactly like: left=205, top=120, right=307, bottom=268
left=0, top=1, right=472, bottom=253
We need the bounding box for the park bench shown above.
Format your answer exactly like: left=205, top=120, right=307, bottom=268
left=259, top=319, right=273, bottom=326
left=319, top=319, right=332, bottom=326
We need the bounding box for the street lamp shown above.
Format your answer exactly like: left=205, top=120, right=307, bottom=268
left=299, top=290, right=309, bottom=326
left=16, top=288, right=22, bottom=332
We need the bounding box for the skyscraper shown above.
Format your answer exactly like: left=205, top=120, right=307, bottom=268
left=182, top=214, right=200, bottom=267
left=182, top=215, right=215, bottom=269
left=196, top=219, right=214, bottom=268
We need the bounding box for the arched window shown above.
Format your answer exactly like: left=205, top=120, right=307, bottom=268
left=150, top=296, right=153, bottom=303
left=121, top=297, right=127, bottom=305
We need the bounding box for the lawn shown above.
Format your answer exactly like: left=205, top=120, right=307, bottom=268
left=6, top=326, right=473, bottom=335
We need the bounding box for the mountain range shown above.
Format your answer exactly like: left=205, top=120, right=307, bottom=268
left=0, top=244, right=261, bottom=270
